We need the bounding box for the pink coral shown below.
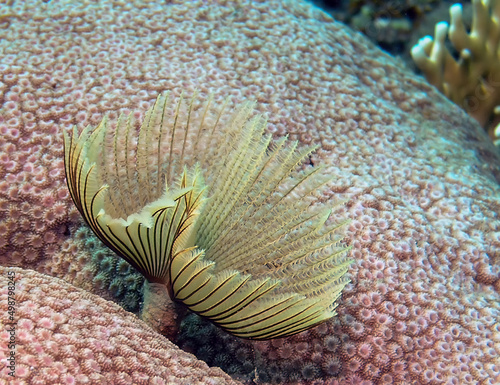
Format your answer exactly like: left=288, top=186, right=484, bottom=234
left=0, top=267, right=241, bottom=385
left=0, top=0, right=499, bottom=384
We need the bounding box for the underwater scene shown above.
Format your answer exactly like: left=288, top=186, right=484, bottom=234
left=0, top=0, right=499, bottom=384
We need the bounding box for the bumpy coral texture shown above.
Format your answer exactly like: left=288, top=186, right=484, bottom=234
left=0, top=0, right=499, bottom=384
left=0, top=267, right=241, bottom=385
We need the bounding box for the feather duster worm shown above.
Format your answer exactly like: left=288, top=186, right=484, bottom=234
left=64, top=92, right=352, bottom=340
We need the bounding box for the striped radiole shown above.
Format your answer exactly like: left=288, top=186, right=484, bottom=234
left=64, top=92, right=353, bottom=340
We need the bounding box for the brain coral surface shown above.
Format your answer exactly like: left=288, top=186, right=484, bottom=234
left=0, top=0, right=499, bottom=385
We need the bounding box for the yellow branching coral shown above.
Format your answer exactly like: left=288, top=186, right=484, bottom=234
left=411, top=0, right=500, bottom=145
left=64, top=92, right=352, bottom=340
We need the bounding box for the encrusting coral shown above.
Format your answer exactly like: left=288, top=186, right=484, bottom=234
left=64, top=91, right=353, bottom=340
left=1, top=0, right=499, bottom=384
left=411, top=0, right=500, bottom=145
left=0, top=266, right=242, bottom=385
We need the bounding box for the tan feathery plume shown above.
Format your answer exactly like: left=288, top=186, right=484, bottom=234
left=64, top=92, right=352, bottom=340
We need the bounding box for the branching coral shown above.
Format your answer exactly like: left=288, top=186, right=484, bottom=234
left=411, top=0, right=500, bottom=145
left=64, top=92, right=353, bottom=341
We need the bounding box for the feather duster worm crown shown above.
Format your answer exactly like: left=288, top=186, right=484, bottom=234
left=64, top=92, right=353, bottom=340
